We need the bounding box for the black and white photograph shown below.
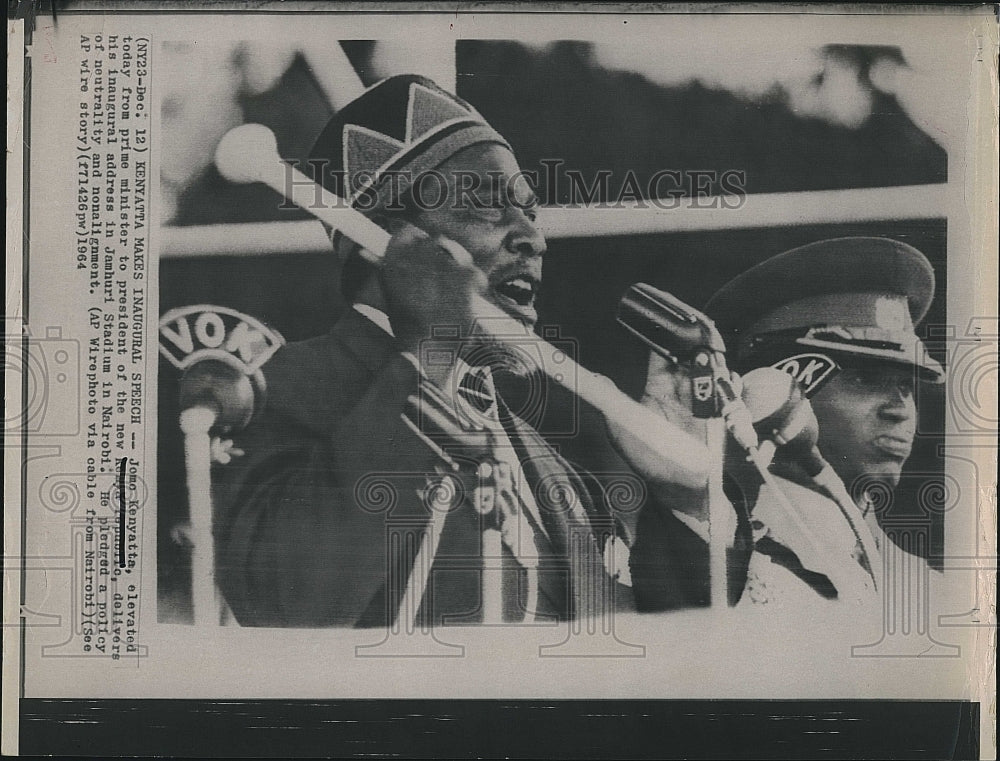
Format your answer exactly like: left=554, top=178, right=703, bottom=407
left=156, top=32, right=951, bottom=629
left=5, top=4, right=996, bottom=758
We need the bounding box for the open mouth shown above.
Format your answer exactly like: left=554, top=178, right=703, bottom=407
left=494, top=276, right=537, bottom=307
left=491, top=274, right=539, bottom=323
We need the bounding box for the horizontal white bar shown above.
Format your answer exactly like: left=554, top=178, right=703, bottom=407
left=159, top=183, right=947, bottom=259
left=540, top=184, right=947, bottom=238
left=161, top=220, right=333, bottom=258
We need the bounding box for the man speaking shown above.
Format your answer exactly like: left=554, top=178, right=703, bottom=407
left=212, top=75, right=710, bottom=627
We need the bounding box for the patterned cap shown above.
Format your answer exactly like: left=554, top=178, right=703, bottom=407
left=705, top=237, right=944, bottom=389
left=306, top=74, right=512, bottom=217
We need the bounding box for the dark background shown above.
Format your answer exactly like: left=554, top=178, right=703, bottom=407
left=158, top=41, right=949, bottom=621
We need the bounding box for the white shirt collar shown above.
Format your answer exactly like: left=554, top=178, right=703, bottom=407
left=352, top=303, right=394, bottom=337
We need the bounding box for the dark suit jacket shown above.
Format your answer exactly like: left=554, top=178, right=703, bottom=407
left=214, top=309, right=638, bottom=627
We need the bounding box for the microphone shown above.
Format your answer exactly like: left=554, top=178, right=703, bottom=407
left=158, top=304, right=284, bottom=626
left=740, top=367, right=826, bottom=477
left=617, top=283, right=757, bottom=449
left=740, top=369, right=882, bottom=593
left=617, top=282, right=726, bottom=364
left=177, top=360, right=257, bottom=433
left=618, top=283, right=752, bottom=609
left=159, top=304, right=285, bottom=433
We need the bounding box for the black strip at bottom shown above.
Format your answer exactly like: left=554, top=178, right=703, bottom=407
left=19, top=699, right=979, bottom=759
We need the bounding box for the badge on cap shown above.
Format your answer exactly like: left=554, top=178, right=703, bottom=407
left=770, top=353, right=839, bottom=398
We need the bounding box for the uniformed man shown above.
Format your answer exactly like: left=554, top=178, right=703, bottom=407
left=703, top=236, right=944, bottom=607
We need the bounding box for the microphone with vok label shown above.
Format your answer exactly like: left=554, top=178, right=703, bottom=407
left=158, top=304, right=285, bottom=625
left=739, top=366, right=828, bottom=477
left=616, top=286, right=875, bottom=598
left=159, top=304, right=285, bottom=434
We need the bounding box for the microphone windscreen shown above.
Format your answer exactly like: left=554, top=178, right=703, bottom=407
left=742, top=367, right=826, bottom=476
left=179, top=359, right=256, bottom=433
left=160, top=304, right=286, bottom=434
left=740, top=367, right=797, bottom=423
left=617, top=283, right=726, bottom=362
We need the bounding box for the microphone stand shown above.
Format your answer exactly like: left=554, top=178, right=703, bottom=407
left=179, top=406, right=223, bottom=626
left=617, top=283, right=746, bottom=610
left=398, top=418, right=505, bottom=628
left=395, top=415, right=457, bottom=632
left=615, top=284, right=880, bottom=606
left=706, top=415, right=730, bottom=609
left=482, top=512, right=504, bottom=625
left=702, top=356, right=737, bottom=611
left=161, top=304, right=282, bottom=626
left=713, top=365, right=874, bottom=603
left=176, top=361, right=257, bottom=627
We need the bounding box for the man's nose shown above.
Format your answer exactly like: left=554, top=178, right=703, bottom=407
left=506, top=209, right=546, bottom=260
left=878, top=384, right=916, bottom=422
